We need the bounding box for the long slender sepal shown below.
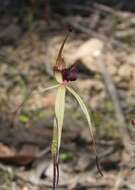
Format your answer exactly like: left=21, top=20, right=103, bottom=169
left=51, top=118, right=59, bottom=190
left=67, top=86, right=103, bottom=176
left=38, top=84, right=60, bottom=94
left=55, top=85, right=66, bottom=150
left=53, top=31, right=71, bottom=83
left=51, top=85, right=66, bottom=190
left=11, top=84, right=59, bottom=127
left=55, top=32, right=70, bottom=68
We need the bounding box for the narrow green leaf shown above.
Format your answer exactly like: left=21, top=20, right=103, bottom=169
left=67, top=86, right=103, bottom=176
left=55, top=85, right=66, bottom=150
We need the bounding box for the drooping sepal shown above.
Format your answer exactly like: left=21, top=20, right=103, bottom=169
left=67, top=86, right=103, bottom=176
left=51, top=118, right=59, bottom=190
left=51, top=85, right=66, bottom=190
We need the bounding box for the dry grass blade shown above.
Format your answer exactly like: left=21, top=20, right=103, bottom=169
left=67, top=86, right=103, bottom=176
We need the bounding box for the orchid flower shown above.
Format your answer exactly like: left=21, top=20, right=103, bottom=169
left=13, top=31, right=102, bottom=190
left=51, top=31, right=103, bottom=189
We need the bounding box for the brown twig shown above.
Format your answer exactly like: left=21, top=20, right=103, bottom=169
left=95, top=51, right=133, bottom=154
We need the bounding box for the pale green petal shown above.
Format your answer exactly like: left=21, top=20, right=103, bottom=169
left=12, top=84, right=59, bottom=127
left=54, top=71, right=63, bottom=83
left=36, top=84, right=60, bottom=94
left=55, top=85, right=66, bottom=150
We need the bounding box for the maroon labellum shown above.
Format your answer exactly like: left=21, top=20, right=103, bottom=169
left=62, top=63, right=78, bottom=82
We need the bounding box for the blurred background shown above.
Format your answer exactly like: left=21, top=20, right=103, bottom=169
left=0, top=0, right=135, bottom=189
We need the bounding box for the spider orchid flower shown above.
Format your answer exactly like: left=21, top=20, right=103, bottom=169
left=13, top=31, right=102, bottom=190
left=51, top=32, right=103, bottom=190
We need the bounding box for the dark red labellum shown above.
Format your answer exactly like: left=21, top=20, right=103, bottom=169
left=62, top=64, right=78, bottom=81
